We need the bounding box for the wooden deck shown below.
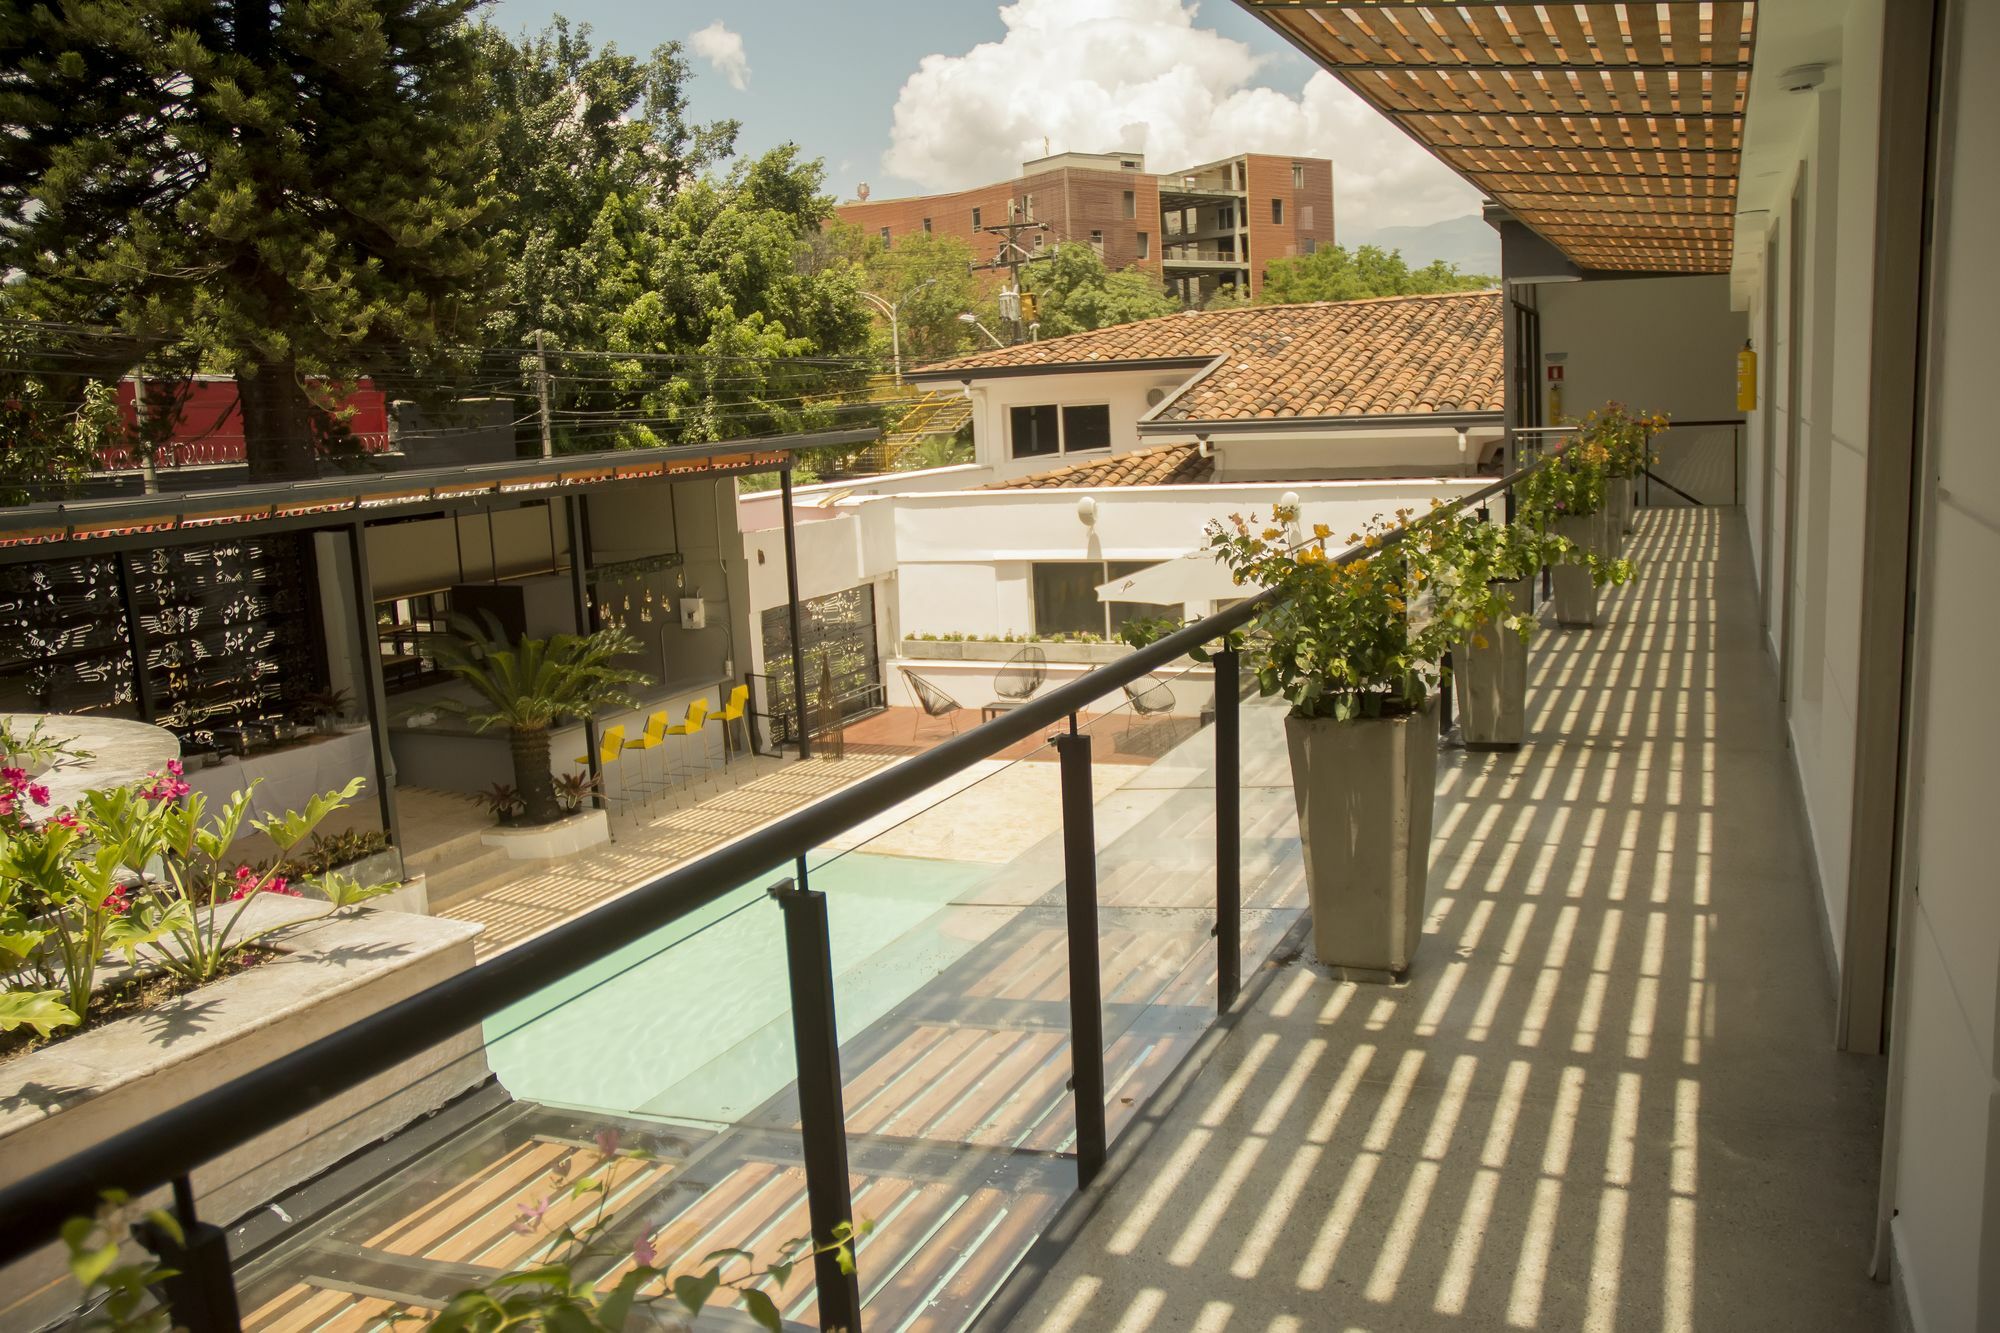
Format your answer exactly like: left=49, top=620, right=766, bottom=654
left=231, top=702, right=1305, bottom=1332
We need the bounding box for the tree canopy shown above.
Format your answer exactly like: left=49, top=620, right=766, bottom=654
left=829, top=225, right=984, bottom=370
left=1, top=0, right=502, bottom=478
left=1258, top=245, right=1494, bottom=304
left=1024, top=243, right=1181, bottom=338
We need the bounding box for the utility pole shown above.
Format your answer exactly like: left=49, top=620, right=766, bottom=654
left=972, top=201, right=1050, bottom=344
left=128, top=371, right=157, bottom=495
left=533, top=330, right=554, bottom=458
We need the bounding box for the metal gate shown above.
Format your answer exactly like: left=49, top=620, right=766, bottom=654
left=760, top=585, right=884, bottom=742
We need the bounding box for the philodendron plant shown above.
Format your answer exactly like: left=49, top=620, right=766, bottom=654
left=0, top=766, right=399, bottom=1040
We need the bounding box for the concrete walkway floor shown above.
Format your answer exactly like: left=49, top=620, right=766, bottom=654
left=994, top=509, right=1890, bottom=1333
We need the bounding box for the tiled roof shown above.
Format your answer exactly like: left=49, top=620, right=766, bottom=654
left=914, top=290, right=1502, bottom=425
left=988, top=443, right=1214, bottom=490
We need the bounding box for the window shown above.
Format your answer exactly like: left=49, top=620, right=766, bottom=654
left=1219, top=205, right=1235, bottom=229
left=922, top=216, right=932, bottom=233
left=1293, top=164, right=1306, bottom=188
left=1061, top=404, right=1112, bottom=452
left=1271, top=198, right=1284, bottom=225
left=1009, top=404, right=1061, bottom=458
left=1034, top=232, right=1046, bottom=250
left=1022, top=192, right=1035, bottom=217
left=1032, top=561, right=1184, bottom=639
left=1089, top=228, right=1105, bottom=251
left=1137, top=231, right=1151, bottom=259
left=1008, top=402, right=1112, bottom=459
left=1300, top=204, right=1315, bottom=229
left=1121, top=190, right=1136, bottom=219
left=971, top=206, right=982, bottom=229
left=1302, top=237, right=1318, bottom=256
left=879, top=226, right=891, bottom=249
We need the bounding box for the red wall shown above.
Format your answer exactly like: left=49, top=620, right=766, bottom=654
left=101, top=377, right=389, bottom=470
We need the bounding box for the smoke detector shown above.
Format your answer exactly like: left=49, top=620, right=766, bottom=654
left=1781, top=64, right=1826, bottom=93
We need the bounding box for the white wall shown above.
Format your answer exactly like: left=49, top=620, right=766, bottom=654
left=1213, top=426, right=1506, bottom=480
left=883, top=478, right=1492, bottom=638
left=1889, top=0, right=2000, bottom=1325
left=1532, top=274, right=1747, bottom=426
left=586, top=477, right=745, bottom=691
left=958, top=365, right=1205, bottom=483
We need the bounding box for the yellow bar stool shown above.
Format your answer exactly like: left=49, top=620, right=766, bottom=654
left=660, top=699, right=712, bottom=787
left=707, top=684, right=751, bottom=764
left=572, top=723, right=627, bottom=809
left=621, top=710, right=674, bottom=802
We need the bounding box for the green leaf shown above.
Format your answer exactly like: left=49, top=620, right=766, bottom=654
left=741, top=1287, right=783, bottom=1332
left=701, top=1246, right=755, bottom=1266
left=142, top=1207, right=185, bottom=1249
left=250, top=777, right=365, bottom=853
left=672, top=1268, right=720, bottom=1315
left=596, top=1266, right=654, bottom=1331
left=67, top=1239, right=118, bottom=1289
left=0, top=989, right=79, bottom=1036
left=766, top=1258, right=794, bottom=1289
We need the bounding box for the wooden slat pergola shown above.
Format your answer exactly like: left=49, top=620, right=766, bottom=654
left=1240, top=1, right=1760, bottom=274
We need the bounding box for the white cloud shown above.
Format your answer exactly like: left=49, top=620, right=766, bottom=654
left=882, top=0, right=1479, bottom=232
left=690, top=21, right=750, bottom=92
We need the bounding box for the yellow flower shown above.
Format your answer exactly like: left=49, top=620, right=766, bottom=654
left=1312, top=522, right=1331, bottom=540
left=1473, top=633, right=1490, bottom=650
left=1261, top=527, right=1282, bottom=541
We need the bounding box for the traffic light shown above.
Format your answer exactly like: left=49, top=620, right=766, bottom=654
left=1020, top=291, right=1039, bottom=324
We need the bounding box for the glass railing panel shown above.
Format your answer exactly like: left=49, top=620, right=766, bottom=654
left=225, top=898, right=836, bottom=1330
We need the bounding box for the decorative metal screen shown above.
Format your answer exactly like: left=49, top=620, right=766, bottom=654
left=0, top=536, right=318, bottom=739
left=127, top=536, right=315, bottom=738
left=0, top=554, right=138, bottom=718
left=760, top=585, right=882, bottom=741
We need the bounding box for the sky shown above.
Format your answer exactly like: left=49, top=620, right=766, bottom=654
left=484, top=0, right=1484, bottom=236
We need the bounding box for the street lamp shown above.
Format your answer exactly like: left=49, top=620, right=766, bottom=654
left=957, top=312, right=1006, bottom=349
left=858, top=277, right=939, bottom=385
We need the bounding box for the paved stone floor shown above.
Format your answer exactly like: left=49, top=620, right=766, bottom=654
left=996, top=509, right=1892, bottom=1333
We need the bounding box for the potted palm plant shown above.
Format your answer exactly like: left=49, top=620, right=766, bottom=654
left=430, top=622, right=649, bottom=827
left=1206, top=509, right=1464, bottom=978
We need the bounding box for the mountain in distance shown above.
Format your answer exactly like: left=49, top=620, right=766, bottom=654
left=1338, top=214, right=1500, bottom=279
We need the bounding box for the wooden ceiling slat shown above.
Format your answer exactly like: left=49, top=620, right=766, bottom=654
left=1250, top=0, right=1759, bottom=274
left=1543, top=7, right=1598, bottom=67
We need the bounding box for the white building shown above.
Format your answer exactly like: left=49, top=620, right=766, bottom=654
left=739, top=293, right=1511, bottom=720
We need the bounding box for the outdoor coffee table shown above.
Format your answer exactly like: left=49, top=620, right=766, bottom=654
left=980, top=698, right=1028, bottom=723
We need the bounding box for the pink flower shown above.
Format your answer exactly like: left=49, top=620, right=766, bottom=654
left=48, top=812, right=78, bottom=829
left=104, top=888, right=130, bottom=916
left=632, top=1232, right=658, bottom=1268
left=1, top=767, right=25, bottom=791
left=594, top=1128, right=622, bottom=1157
left=26, top=785, right=49, bottom=807
left=510, top=1196, right=550, bottom=1236
left=166, top=759, right=185, bottom=778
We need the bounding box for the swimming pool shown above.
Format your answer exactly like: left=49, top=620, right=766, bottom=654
left=482, top=850, right=1001, bottom=1127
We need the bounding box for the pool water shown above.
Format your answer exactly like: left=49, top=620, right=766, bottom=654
left=482, top=850, right=1001, bottom=1127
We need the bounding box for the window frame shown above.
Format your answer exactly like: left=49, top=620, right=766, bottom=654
left=1292, top=163, right=1306, bottom=189
left=971, top=206, right=982, bottom=229
left=922, top=216, right=932, bottom=233
left=1270, top=198, right=1284, bottom=225
left=879, top=226, right=891, bottom=249
left=1030, top=560, right=1184, bottom=639
left=1136, top=231, right=1151, bottom=259
left=1006, top=400, right=1115, bottom=461
left=1121, top=190, right=1136, bottom=219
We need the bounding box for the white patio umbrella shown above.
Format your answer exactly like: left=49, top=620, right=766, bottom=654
left=1094, top=547, right=1267, bottom=608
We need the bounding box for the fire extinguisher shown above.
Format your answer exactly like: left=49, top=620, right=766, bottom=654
left=1736, top=339, right=1758, bottom=412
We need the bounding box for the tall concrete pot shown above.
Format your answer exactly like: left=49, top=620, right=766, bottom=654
left=1615, top=477, right=1637, bottom=536
left=1285, top=699, right=1439, bottom=979
left=1551, top=512, right=1604, bottom=627
left=1454, top=578, right=1532, bottom=748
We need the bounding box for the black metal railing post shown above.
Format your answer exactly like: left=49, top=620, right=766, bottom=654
left=134, top=1176, right=243, bottom=1333
left=1212, top=648, right=1242, bottom=1013
left=1439, top=650, right=1455, bottom=737
left=1054, top=724, right=1108, bottom=1189
left=769, top=878, right=862, bottom=1331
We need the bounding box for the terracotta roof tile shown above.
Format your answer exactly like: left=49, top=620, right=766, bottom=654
left=915, top=291, right=1503, bottom=425
left=988, top=443, right=1214, bottom=490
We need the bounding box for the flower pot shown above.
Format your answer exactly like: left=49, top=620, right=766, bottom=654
left=1552, top=513, right=1603, bottom=627
left=1615, top=477, right=1636, bottom=536
left=1454, top=578, right=1532, bottom=749
left=1285, top=700, right=1439, bottom=979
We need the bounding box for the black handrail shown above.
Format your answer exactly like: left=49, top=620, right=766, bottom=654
left=0, top=451, right=1551, bottom=1264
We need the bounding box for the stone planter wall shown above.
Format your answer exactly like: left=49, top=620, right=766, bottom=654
left=0, top=899, right=486, bottom=1328
left=480, top=807, right=612, bottom=860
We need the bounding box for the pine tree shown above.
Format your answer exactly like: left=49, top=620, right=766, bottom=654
left=0, top=0, right=501, bottom=479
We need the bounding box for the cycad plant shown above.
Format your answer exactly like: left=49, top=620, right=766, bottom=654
left=431, top=621, right=650, bottom=826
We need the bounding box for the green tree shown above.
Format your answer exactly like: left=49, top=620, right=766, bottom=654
left=477, top=24, right=870, bottom=451
left=1024, top=243, right=1180, bottom=338
left=839, top=225, right=981, bottom=370
left=1258, top=244, right=1493, bottom=304
left=1, top=0, right=504, bottom=480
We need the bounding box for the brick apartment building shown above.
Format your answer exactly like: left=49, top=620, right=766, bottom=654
left=836, top=150, right=1334, bottom=304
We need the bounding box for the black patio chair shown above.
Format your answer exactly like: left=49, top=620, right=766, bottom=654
left=1121, top=674, right=1177, bottom=734
left=899, top=667, right=964, bottom=740
left=992, top=645, right=1048, bottom=703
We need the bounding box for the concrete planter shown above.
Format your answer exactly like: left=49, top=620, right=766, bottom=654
left=480, top=807, right=611, bottom=860
left=0, top=899, right=486, bottom=1328
left=1454, top=579, right=1532, bottom=749
left=1614, top=477, right=1637, bottom=536
left=1285, top=699, right=1439, bottom=980
left=1552, top=512, right=1611, bottom=627
left=899, top=639, right=1130, bottom=666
